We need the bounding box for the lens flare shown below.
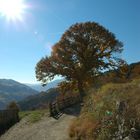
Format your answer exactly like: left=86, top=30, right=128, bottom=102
left=0, top=0, right=27, bottom=21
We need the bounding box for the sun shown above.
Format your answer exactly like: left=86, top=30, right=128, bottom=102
left=0, top=0, right=27, bottom=21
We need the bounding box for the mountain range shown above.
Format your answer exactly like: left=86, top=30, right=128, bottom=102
left=18, top=79, right=64, bottom=110
left=18, top=88, right=59, bottom=110
left=25, top=79, right=64, bottom=92
left=0, top=79, right=38, bottom=109
left=0, top=79, right=63, bottom=110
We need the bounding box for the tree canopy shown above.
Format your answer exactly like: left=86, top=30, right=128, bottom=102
left=36, top=22, right=124, bottom=97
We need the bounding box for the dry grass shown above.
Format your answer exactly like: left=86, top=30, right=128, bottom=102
left=69, top=78, right=140, bottom=140
left=69, top=114, right=98, bottom=140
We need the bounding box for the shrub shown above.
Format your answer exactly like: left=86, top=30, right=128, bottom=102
left=69, top=114, right=98, bottom=140
left=6, top=101, right=20, bottom=112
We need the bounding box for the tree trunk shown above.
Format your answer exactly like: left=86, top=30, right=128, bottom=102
left=77, top=80, right=85, bottom=98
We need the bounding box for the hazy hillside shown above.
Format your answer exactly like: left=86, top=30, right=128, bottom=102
left=0, top=79, right=38, bottom=109
left=26, top=79, right=64, bottom=92
left=18, top=88, right=59, bottom=110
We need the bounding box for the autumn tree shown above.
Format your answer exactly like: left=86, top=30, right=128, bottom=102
left=57, top=80, right=77, bottom=95
left=36, top=22, right=124, bottom=97
left=6, top=101, right=20, bottom=112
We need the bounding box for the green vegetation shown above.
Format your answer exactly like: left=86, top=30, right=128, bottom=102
left=19, top=109, right=48, bottom=123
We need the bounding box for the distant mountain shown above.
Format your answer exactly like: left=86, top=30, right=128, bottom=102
left=18, top=88, right=59, bottom=110
left=26, top=79, right=64, bottom=92
left=0, top=79, right=38, bottom=109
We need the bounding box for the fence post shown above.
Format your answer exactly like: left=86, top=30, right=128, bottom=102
left=49, top=102, right=53, bottom=117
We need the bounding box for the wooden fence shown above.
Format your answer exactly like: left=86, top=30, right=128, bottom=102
left=49, top=94, right=81, bottom=117
left=0, top=109, right=19, bottom=135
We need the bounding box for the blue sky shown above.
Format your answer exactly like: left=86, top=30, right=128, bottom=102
left=0, top=0, right=140, bottom=83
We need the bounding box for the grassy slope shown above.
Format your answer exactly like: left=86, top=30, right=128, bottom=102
left=69, top=78, right=140, bottom=140
left=19, top=109, right=49, bottom=123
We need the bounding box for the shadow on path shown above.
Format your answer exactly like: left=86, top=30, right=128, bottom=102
left=52, top=103, right=81, bottom=120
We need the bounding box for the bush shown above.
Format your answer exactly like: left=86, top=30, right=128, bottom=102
left=6, top=101, right=20, bottom=112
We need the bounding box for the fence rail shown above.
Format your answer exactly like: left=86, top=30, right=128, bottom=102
left=0, top=109, right=19, bottom=135
left=49, top=94, right=81, bottom=117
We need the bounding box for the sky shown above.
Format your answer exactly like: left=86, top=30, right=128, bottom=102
left=0, top=0, right=140, bottom=83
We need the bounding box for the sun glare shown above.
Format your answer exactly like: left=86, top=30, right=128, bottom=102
left=0, top=0, right=27, bottom=21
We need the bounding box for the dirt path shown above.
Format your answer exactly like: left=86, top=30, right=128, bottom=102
left=0, top=106, right=80, bottom=140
